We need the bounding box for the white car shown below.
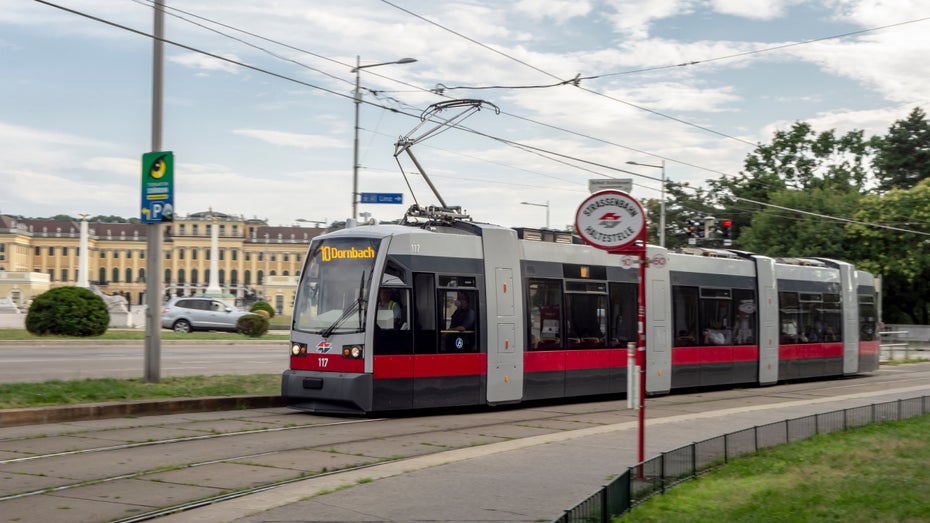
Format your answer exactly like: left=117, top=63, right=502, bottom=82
left=161, top=297, right=251, bottom=333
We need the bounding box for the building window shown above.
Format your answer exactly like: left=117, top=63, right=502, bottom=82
left=35, top=247, right=41, bottom=256
left=179, top=224, right=185, bottom=235
left=271, top=253, right=277, bottom=262
left=62, top=247, right=69, bottom=256
left=219, top=249, right=225, bottom=261
left=258, top=252, right=264, bottom=262
left=165, top=250, right=171, bottom=260
left=126, top=250, right=132, bottom=259
left=177, top=268, right=186, bottom=285
left=284, top=253, right=289, bottom=262
left=125, top=268, right=132, bottom=283
left=232, top=250, right=238, bottom=261
left=164, top=269, right=171, bottom=283
left=112, top=267, right=120, bottom=283
left=220, top=225, right=226, bottom=236
left=232, top=225, right=238, bottom=236
left=179, top=248, right=185, bottom=260
left=138, top=268, right=145, bottom=282
left=192, top=224, right=199, bottom=235
left=191, top=269, right=199, bottom=285
left=139, top=250, right=145, bottom=259
left=244, top=270, right=251, bottom=286
left=113, top=250, right=119, bottom=259
left=99, top=267, right=106, bottom=283
left=206, top=250, right=211, bottom=261
left=219, top=269, right=225, bottom=284
left=48, top=269, right=54, bottom=282
left=245, top=252, right=251, bottom=261
left=100, top=250, right=105, bottom=258
left=231, top=269, right=238, bottom=285
left=192, top=249, right=198, bottom=260
left=257, top=270, right=264, bottom=285
left=48, top=246, right=54, bottom=255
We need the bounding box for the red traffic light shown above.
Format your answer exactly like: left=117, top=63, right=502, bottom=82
left=722, top=219, right=732, bottom=227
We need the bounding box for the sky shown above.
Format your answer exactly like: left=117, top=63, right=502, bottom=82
left=2, top=0, right=929, bottom=230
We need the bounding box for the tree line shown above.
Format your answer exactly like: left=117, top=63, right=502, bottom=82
left=648, top=107, right=930, bottom=324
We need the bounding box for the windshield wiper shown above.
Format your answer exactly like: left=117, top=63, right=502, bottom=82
left=320, top=297, right=362, bottom=338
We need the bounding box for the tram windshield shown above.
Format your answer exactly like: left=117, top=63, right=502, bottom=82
left=293, top=238, right=379, bottom=334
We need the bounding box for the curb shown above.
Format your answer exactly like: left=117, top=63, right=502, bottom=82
left=0, top=395, right=286, bottom=428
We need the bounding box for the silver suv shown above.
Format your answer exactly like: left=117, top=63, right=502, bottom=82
left=161, top=297, right=251, bottom=333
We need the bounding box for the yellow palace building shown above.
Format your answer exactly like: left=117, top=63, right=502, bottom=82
left=0, top=211, right=331, bottom=316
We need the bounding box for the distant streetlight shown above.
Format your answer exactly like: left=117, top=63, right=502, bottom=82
left=352, top=56, right=417, bottom=221
left=520, top=200, right=550, bottom=229
left=626, top=160, right=666, bottom=248
left=296, top=218, right=328, bottom=227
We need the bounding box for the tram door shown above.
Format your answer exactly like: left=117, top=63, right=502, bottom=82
left=482, top=228, right=524, bottom=404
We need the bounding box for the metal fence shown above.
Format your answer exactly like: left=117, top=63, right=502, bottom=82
left=553, top=395, right=930, bottom=523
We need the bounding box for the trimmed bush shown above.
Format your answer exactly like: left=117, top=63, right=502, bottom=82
left=237, top=314, right=269, bottom=337
left=250, top=301, right=275, bottom=318
left=26, top=287, right=109, bottom=336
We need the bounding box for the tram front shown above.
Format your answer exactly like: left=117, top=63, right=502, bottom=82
left=282, top=233, right=382, bottom=414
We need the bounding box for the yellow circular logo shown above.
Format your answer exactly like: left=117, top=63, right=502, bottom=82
left=150, top=158, right=166, bottom=179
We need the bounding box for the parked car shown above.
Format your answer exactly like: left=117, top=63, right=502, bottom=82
left=161, top=297, right=250, bottom=333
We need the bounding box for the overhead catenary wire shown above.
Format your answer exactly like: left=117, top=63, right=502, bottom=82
left=33, top=0, right=930, bottom=238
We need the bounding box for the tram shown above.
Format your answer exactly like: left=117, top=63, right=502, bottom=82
left=282, top=212, right=881, bottom=414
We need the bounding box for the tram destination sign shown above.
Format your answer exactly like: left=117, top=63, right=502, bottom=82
left=574, top=190, right=645, bottom=251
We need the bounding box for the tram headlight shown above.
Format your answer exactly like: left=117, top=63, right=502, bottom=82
left=342, top=344, right=364, bottom=359
left=291, top=343, right=307, bottom=356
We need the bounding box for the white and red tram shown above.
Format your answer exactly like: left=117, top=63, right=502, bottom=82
left=282, top=220, right=880, bottom=414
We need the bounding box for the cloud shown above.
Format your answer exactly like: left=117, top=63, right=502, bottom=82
left=169, top=52, right=240, bottom=74
left=232, top=129, right=347, bottom=149
left=711, top=0, right=800, bottom=20
left=513, top=0, right=593, bottom=21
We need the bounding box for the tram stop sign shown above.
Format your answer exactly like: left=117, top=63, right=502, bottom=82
left=140, top=151, right=175, bottom=223
left=574, top=190, right=645, bottom=251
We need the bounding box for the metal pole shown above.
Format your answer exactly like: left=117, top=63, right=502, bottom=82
left=352, top=55, right=361, bottom=221
left=145, top=0, right=165, bottom=383
left=546, top=200, right=550, bottom=229
left=659, top=161, right=666, bottom=248
left=637, top=239, right=646, bottom=464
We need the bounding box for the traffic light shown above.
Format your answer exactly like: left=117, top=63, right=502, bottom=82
left=720, top=219, right=732, bottom=239
left=685, top=219, right=698, bottom=238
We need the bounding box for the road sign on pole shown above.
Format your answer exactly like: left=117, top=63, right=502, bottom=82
left=360, top=192, right=403, bottom=204
left=141, top=151, right=175, bottom=223
left=588, top=178, right=632, bottom=193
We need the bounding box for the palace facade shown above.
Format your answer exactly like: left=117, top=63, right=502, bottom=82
left=0, top=211, right=331, bottom=315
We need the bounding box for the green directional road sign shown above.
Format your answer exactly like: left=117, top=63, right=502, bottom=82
left=141, top=151, right=175, bottom=223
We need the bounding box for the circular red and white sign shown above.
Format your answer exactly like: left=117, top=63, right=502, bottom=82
left=575, top=190, right=646, bottom=251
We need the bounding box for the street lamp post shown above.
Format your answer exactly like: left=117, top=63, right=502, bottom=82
left=352, top=56, right=417, bottom=221
left=520, top=200, right=550, bottom=229
left=626, top=160, right=666, bottom=247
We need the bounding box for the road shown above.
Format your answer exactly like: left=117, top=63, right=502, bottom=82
left=0, top=341, right=286, bottom=383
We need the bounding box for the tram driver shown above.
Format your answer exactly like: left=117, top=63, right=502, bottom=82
left=377, top=288, right=403, bottom=329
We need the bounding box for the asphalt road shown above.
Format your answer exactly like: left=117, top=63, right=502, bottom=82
left=0, top=341, right=286, bottom=383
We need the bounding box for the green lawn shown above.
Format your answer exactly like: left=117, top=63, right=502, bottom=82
left=0, top=328, right=289, bottom=341
left=0, top=374, right=281, bottom=409
left=618, top=415, right=930, bottom=522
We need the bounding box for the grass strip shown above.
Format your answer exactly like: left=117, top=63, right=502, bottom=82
left=619, top=415, right=930, bottom=522
left=0, top=374, right=280, bottom=409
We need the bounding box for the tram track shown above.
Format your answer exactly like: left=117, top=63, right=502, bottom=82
left=1, top=365, right=927, bottom=523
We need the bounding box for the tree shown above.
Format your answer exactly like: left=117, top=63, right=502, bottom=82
left=847, top=180, right=930, bottom=323
left=873, top=107, right=930, bottom=192
left=707, top=121, right=874, bottom=250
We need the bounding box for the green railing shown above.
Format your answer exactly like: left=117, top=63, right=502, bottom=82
left=553, top=395, right=930, bottom=523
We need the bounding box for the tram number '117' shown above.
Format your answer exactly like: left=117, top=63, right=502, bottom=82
left=318, top=357, right=329, bottom=368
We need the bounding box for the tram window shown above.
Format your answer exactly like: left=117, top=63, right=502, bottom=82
left=608, top=282, right=637, bottom=347
left=818, top=293, right=842, bottom=342
left=373, top=287, right=412, bottom=355
left=672, top=286, right=698, bottom=346
left=527, top=279, right=562, bottom=350
left=779, top=292, right=801, bottom=343
left=859, top=295, right=877, bottom=341
left=413, top=273, right=437, bottom=354
left=441, top=289, right=478, bottom=352
left=700, top=288, right=732, bottom=345
left=565, top=287, right=607, bottom=348
left=733, top=289, right=756, bottom=345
